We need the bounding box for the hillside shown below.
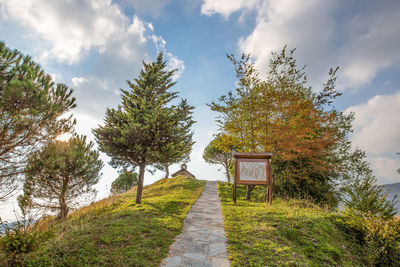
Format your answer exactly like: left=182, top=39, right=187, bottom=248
left=1, top=176, right=206, bottom=266
left=218, top=182, right=364, bottom=266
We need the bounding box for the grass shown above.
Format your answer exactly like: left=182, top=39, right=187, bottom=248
left=2, top=175, right=205, bottom=266
left=218, top=182, right=364, bottom=266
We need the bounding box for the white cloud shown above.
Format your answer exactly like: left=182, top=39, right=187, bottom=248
left=151, top=34, right=185, bottom=80
left=346, top=92, right=400, bottom=155
left=340, top=7, right=400, bottom=87
left=1, top=0, right=153, bottom=64
left=201, top=0, right=259, bottom=18
left=71, top=77, right=88, bottom=87
left=201, top=0, right=400, bottom=90
left=345, top=91, right=400, bottom=184
left=370, top=156, right=400, bottom=185
left=238, top=0, right=334, bottom=84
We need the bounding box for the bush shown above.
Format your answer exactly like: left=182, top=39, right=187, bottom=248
left=0, top=221, right=39, bottom=266
left=338, top=209, right=400, bottom=266
left=339, top=174, right=400, bottom=265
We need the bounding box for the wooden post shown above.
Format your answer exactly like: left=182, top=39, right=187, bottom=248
left=265, top=184, right=268, bottom=203
left=267, top=159, right=272, bottom=205
left=233, top=183, right=237, bottom=204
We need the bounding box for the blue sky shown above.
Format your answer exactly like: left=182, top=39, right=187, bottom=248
left=1, top=0, right=399, bottom=220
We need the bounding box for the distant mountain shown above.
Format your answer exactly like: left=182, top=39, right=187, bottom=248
left=383, top=182, right=400, bottom=213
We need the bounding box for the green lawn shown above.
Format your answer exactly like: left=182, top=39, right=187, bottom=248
left=9, top=176, right=205, bottom=266
left=218, top=182, right=363, bottom=266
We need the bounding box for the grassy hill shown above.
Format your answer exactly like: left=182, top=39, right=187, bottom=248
left=1, top=176, right=205, bottom=266
left=218, top=182, right=364, bottom=266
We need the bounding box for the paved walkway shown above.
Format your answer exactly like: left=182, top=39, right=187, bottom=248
left=161, top=181, right=230, bottom=267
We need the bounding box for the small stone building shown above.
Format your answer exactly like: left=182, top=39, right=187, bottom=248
left=171, top=163, right=196, bottom=178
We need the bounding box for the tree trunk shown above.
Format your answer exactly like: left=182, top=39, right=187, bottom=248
left=225, top=164, right=231, bottom=183
left=136, top=163, right=146, bottom=204
left=246, top=185, right=255, bottom=200
left=59, top=197, right=69, bottom=219
left=165, top=164, right=169, bottom=179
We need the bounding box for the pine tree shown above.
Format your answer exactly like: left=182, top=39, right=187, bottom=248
left=19, top=135, right=103, bottom=219
left=343, top=174, right=398, bottom=219
left=93, top=53, right=195, bottom=203
left=0, top=41, right=76, bottom=202
left=154, top=99, right=195, bottom=178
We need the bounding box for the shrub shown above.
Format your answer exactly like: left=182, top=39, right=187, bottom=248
left=0, top=221, right=39, bottom=265
left=338, top=209, right=400, bottom=266
left=339, top=174, right=400, bottom=265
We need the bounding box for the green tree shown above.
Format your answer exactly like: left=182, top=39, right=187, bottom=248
left=111, top=171, right=138, bottom=194
left=203, top=135, right=235, bottom=183
left=0, top=41, right=76, bottom=202
left=19, top=135, right=103, bottom=219
left=93, top=53, right=195, bottom=204
left=209, top=48, right=358, bottom=204
left=343, top=174, right=397, bottom=219
left=154, top=99, right=195, bottom=178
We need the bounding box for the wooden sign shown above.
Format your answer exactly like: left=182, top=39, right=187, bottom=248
left=233, top=153, right=273, bottom=204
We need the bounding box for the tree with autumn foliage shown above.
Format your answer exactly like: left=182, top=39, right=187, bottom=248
left=209, top=48, right=361, bottom=205
left=203, top=135, right=236, bottom=183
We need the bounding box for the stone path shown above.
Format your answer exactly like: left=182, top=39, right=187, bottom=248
left=161, top=181, right=230, bottom=267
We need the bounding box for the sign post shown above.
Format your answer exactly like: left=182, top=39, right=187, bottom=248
left=233, top=153, right=273, bottom=204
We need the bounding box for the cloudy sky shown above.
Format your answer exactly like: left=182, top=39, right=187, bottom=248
left=1, top=0, right=399, bottom=220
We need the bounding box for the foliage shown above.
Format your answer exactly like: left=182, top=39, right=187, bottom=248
left=0, top=41, right=76, bottom=202
left=0, top=219, right=41, bottom=266
left=110, top=171, right=138, bottom=194
left=94, top=53, right=195, bottom=204
left=1, top=226, right=38, bottom=254
left=203, top=135, right=235, bottom=183
left=338, top=173, right=400, bottom=265
left=209, top=48, right=360, bottom=205
left=19, top=135, right=103, bottom=219
left=217, top=182, right=363, bottom=266
left=337, top=210, right=400, bottom=266
left=5, top=176, right=206, bottom=266
left=342, top=174, right=398, bottom=219
left=154, top=99, right=195, bottom=178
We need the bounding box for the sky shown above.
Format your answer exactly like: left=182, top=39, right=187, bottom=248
left=1, top=0, right=399, bottom=220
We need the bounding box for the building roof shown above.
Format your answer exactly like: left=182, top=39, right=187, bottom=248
left=171, top=164, right=196, bottom=178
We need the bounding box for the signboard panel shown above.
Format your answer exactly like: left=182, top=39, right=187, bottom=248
left=239, top=161, right=267, bottom=181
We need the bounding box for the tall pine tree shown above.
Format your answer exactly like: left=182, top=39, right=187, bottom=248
left=93, top=53, right=194, bottom=203
left=0, top=41, right=76, bottom=202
